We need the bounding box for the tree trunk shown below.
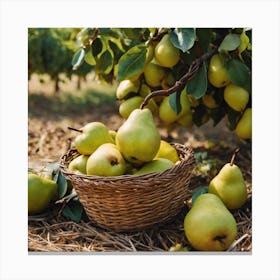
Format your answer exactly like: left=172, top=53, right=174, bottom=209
left=54, top=78, right=60, bottom=94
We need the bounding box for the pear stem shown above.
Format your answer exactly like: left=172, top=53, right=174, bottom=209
left=230, top=148, right=240, bottom=166
left=67, top=127, right=83, bottom=133
left=140, top=46, right=218, bottom=109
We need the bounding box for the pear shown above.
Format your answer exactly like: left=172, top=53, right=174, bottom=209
left=116, top=108, right=161, bottom=165
left=28, top=173, right=58, bottom=214
left=109, top=130, right=117, bottom=143
left=177, top=112, right=193, bottom=127
left=159, top=88, right=191, bottom=124
left=154, top=34, right=180, bottom=68
left=154, top=140, right=180, bottom=163
left=208, top=54, right=230, bottom=88
left=73, top=122, right=114, bottom=155
left=184, top=193, right=237, bottom=251
left=116, top=79, right=140, bottom=100
left=134, top=158, right=174, bottom=175
left=208, top=149, right=248, bottom=209
left=202, top=94, right=219, bottom=109
left=169, top=244, right=189, bottom=252
left=143, top=61, right=166, bottom=88
left=119, top=96, right=158, bottom=119
left=86, top=143, right=126, bottom=176
left=235, top=108, right=252, bottom=139
left=68, top=154, right=88, bottom=174
left=224, top=84, right=249, bottom=112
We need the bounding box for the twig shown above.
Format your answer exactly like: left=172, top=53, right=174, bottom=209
left=140, top=47, right=218, bottom=109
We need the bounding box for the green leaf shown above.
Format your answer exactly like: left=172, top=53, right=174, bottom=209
left=196, top=28, right=212, bottom=52
left=84, top=49, right=96, bottom=66
left=218, top=34, right=241, bottom=52
left=192, top=186, right=209, bottom=204
left=54, top=171, right=68, bottom=199
left=226, top=59, right=251, bottom=87
left=91, top=37, right=103, bottom=57
left=96, top=49, right=114, bottom=74
left=210, top=107, right=226, bottom=126
left=227, top=108, right=242, bottom=130
left=117, top=44, right=146, bottom=81
left=72, top=48, right=85, bottom=70
left=62, top=199, right=84, bottom=223
left=169, top=91, right=182, bottom=114
left=170, top=28, right=196, bottom=52
left=186, top=62, right=207, bottom=99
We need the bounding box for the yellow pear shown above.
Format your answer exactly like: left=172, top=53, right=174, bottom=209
left=235, top=108, right=252, bottom=139
left=154, top=34, right=180, bottom=68
left=224, top=84, right=249, bottom=112
left=238, top=30, right=250, bottom=53
left=154, top=140, right=180, bottom=163
left=144, top=61, right=166, bottom=88
left=208, top=54, right=230, bottom=88
left=202, top=94, right=219, bottom=109
left=177, top=112, right=193, bottom=127
left=116, top=79, right=140, bottom=100
left=159, top=88, right=191, bottom=124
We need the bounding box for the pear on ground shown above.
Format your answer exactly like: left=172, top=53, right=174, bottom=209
left=224, top=84, right=249, bottom=112
left=154, top=34, right=180, bottom=68
left=73, top=122, right=114, bottom=155
left=68, top=154, right=88, bottom=174
left=116, top=79, right=140, bottom=100
left=184, top=193, right=237, bottom=251
left=28, top=173, right=58, bottom=214
left=154, top=140, right=180, bottom=163
left=159, top=88, right=191, bottom=124
left=208, top=54, right=230, bottom=88
left=86, top=143, right=126, bottom=176
left=134, top=158, right=174, bottom=175
left=208, top=149, right=248, bottom=209
left=235, top=108, right=252, bottom=139
left=116, top=108, right=161, bottom=165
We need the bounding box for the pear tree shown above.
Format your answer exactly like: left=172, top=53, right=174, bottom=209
left=70, top=28, right=252, bottom=140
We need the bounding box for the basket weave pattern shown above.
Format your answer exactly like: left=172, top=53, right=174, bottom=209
left=59, top=143, right=195, bottom=232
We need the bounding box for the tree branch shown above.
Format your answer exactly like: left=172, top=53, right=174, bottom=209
left=140, top=46, right=218, bottom=109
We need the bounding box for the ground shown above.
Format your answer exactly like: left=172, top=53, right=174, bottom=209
left=28, top=75, right=252, bottom=252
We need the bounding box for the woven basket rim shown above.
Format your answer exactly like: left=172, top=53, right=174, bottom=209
left=59, top=142, right=195, bottom=183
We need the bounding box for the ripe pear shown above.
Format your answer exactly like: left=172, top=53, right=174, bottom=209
left=184, top=193, right=237, bottom=251
left=144, top=61, right=166, bottom=88
left=154, top=34, right=180, bottom=68
left=116, top=108, right=161, bottom=165
left=134, top=158, right=174, bottom=175
left=116, top=79, right=140, bottom=100
left=208, top=54, right=230, bottom=88
left=235, top=108, right=252, bottom=139
left=119, top=96, right=157, bottom=119
left=154, top=140, right=180, bottom=163
left=68, top=154, right=88, bottom=174
left=73, top=122, right=114, bottom=155
left=28, top=173, right=58, bottom=214
left=86, top=143, right=126, bottom=176
left=224, top=84, right=249, bottom=112
left=161, top=71, right=175, bottom=90
left=177, top=112, right=193, bottom=127
left=208, top=150, right=248, bottom=209
left=159, top=88, right=191, bottom=124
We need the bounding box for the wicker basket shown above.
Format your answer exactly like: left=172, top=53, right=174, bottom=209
left=59, top=143, right=195, bottom=232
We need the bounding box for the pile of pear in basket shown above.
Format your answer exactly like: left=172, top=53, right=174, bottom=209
left=60, top=108, right=195, bottom=232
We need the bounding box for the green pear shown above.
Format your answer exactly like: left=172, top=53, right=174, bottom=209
left=224, top=84, right=249, bottom=112
left=202, top=94, right=219, bottom=109
left=68, top=154, right=88, bottom=174
left=154, top=34, right=180, bottom=68
left=235, top=108, right=252, bottom=139
left=159, top=88, right=191, bottom=124
left=143, top=61, right=166, bottom=88
left=28, top=173, right=58, bottom=214
left=177, top=112, right=193, bottom=127
left=116, top=108, right=161, bottom=165
left=86, top=143, right=126, bottom=176
left=208, top=150, right=248, bottom=209
left=208, top=54, right=230, bottom=88
left=119, top=96, right=158, bottom=119
left=109, top=130, right=117, bottom=143
left=116, top=79, right=140, bottom=100
left=134, top=158, right=174, bottom=175
left=154, top=140, right=180, bottom=163
left=184, top=193, right=237, bottom=251
left=73, top=122, right=114, bottom=155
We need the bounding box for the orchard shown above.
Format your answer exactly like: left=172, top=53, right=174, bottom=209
left=28, top=28, right=252, bottom=252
